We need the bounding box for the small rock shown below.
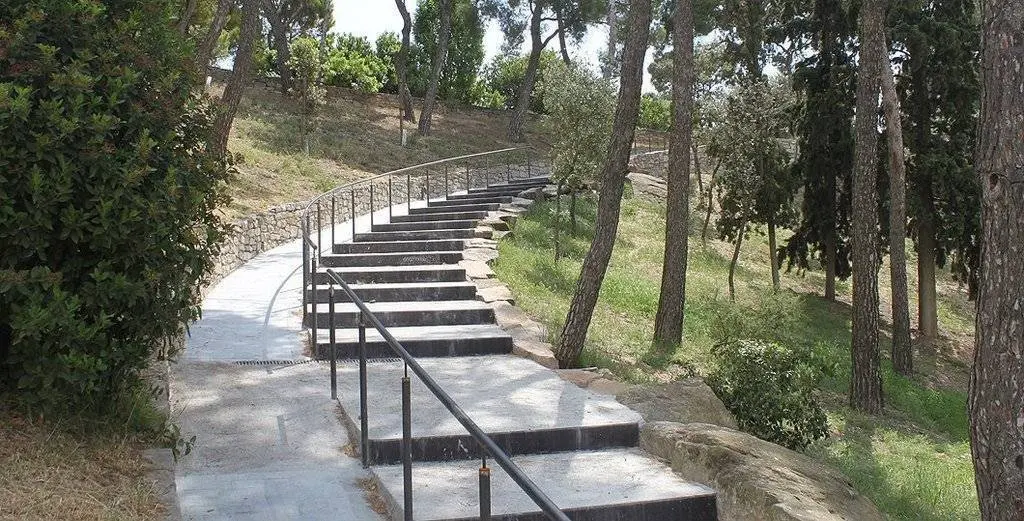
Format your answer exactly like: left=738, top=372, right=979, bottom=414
left=512, top=340, right=559, bottom=369
left=477, top=285, right=513, bottom=303
left=618, top=379, right=738, bottom=429
left=459, top=259, right=494, bottom=279
left=463, top=247, right=499, bottom=263
left=519, top=186, right=544, bottom=201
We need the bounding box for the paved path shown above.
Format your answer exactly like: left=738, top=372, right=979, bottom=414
left=172, top=237, right=382, bottom=521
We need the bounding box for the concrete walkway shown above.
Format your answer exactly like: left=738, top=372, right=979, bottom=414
left=172, top=237, right=383, bottom=521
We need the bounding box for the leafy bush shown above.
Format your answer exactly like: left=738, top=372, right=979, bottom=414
left=541, top=64, right=615, bottom=188
left=706, top=339, right=830, bottom=450
left=324, top=33, right=386, bottom=93
left=410, top=0, right=485, bottom=103
left=482, top=50, right=560, bottom=113
left=375, top=31, right=401, bottom=94
left=639, top=93, right=671, bottom=131
left=0, top=0, right=230, bottom=416
left=289, top=36, right=326, bottom=153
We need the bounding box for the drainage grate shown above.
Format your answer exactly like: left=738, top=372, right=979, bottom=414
left=234, top=359, right=318, bottom=366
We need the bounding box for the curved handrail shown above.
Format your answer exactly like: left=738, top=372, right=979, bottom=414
left=321, top=267, right=571, bottom=521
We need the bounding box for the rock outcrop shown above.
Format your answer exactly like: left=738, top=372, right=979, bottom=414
left=640, top=422, right=884, bottom=521
left=618, top=379, right=738, bottom=429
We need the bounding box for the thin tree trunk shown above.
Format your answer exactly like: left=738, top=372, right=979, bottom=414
left=262, top=0, right=292, bottom=93
left=556, top=9, right=572, bottom=65
left=917, top=218, right=939, bottom=336
left=508, top=6, right=552, bottom=143
left=728, top=229, right=744, bottom=302
left=692, top=142, right=704, bottom=195
left=178, top=0, right=198, bottom=34
left=212, top=0, right=260, bottom=156
left=555, top=181, right=563, bottom=261
left=395, top=0, right=416, bottom=122
left=849, top=0, right=884, bottom=414
left=881, top=43, right=913, bottom=376
left=419, top=0, right=451, bottom=135
left=652, top=0, right=694, bottom=349
left=908, top=35, right=939, bottom=339
left=768, top=217, right=780, bottom=292
left=197, top=0, right=232, bottom=75
left=824, top=232, right=838, bottom=300
left=969, top=3, right=1024, bottom=517
left=554, top=0, right=652, bottom=368
left=700, top=159, right=720, bottom=243
left=603, top=0, right=617, bottom=79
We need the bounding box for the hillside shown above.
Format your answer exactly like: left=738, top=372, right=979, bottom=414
left=219, top=82, right=549, bottom=219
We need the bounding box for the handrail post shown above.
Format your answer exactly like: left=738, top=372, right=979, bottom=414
left=479, top=455, right=491, bottom=521
left=359, top=311, right=369, bottom=469
left=388, top=177, right=393, bottom=221
left=370, top=184, right=375, bottom=227
left=444, top=164, right=449, bottom=199
left=331, top=196, right=336, bottom=246
left=402, top=371, right=413, bottom=521
left=465, top=163, right=470, bottom=192
left=316, top=201, right=322, bottom=254
left=329, top=287, right=337, bottom=400
left=301, top=219, right=309, bottom=324
left=407, top=174, right=412, bottom=213
left=484, top=155, right=490, bottom=188
left=350, top=189, right=356, bottom=240
left=426, top=170, right=430, bottom=202
left=310, top=245, right=318, bottom=349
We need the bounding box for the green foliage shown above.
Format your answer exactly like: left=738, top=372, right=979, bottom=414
left=288, top=36, right=326, bottom=152
left=0, top=0, right=230, bottom=415
left=541, top=64, right=615, bottom=188
left=374, top=31, right=402, bottom=94
left=482, top=50, right=560, bottom=112
left=323, top=33, right=386, bottom=93
left=707, top=339, right=830, bottom=450
left=410, top=0, right=485, bottom=103
left=638, top=94, right=671, bottom=131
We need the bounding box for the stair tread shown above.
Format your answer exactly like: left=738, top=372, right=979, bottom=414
left=321, top=264, right=465, bottom=273
left=309, top=299, right=492, bottom=313
left=334, top=355, right=640, bottom=441
left=314, top=324, right=510, bottom=344
left=372, top=448, right=716, bottom=520
left=322, top=250, right=465, bottom=258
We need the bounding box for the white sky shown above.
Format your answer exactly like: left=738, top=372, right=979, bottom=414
left=331, top=1, right=647, bottom=85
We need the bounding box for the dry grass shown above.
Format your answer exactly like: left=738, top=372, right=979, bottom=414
left=0, top=410, right=162, bottom=521
left=221, top=83, right=549, bottom=219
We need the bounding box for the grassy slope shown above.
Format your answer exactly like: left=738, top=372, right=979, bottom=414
left=222, top=84, right=547, bottom=219
left=492, top=192, right=978, bottom=520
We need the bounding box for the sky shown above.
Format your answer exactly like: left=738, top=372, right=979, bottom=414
left=331, top=1, right=615, bottom=78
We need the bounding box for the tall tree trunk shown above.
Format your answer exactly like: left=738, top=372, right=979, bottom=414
left=178, top=0, right=198, bottom=34
left=768, top=217, right=780, bottom=292
left=652, top=0, right=694, bottom=349
left=604, top=0, right=617, bottom=79
left=212, top=0, right=260, bottom=156
left=419, top=0, right=451, bottom=135
left=556, top=9, right=572, bottom=65
left=700, top=159, right=720, bottom=243
left=970, top=3, right=1024, bottom=518
left=395, top=0, right=416, bottom=122
left=849, top=0, right=884, bottom=414
left=881, top=43, right=913, bottom=376
left=554, top=0, right=652, bottom=368
left=728, top=228, right=744, bottom=302
left=507, top=7, right=550, bottom=143
left=909, top=35, right=939, bottom=339
left=196, top=0, right=232, bottom=75
left=262, top=0, right=292, bottom=93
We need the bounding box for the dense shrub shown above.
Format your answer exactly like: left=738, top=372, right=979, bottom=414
left=706, top=339, right=830, bottom=450
left=0, top=0, right=230, bottom=415
left=323, top=34, right=387, bottom=93
left=639, top=93, right=671, bottom=131
left=482, top=50, right=561, bottom=113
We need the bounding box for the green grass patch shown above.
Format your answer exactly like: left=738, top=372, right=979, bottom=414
left=492, top=192, right=979, bottom=520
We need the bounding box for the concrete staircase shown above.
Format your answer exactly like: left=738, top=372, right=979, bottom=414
left=307, top=176, right=717, bottom=520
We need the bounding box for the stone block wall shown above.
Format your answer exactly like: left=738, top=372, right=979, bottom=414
left=629, top=151, right=668, bottom=179
left=210, top=200, right=308, bottom=284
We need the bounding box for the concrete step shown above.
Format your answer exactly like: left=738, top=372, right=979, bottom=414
left=311, top=324, right=513, bottom=359
left=304, top=300, right=495, bottom=328
left=427, top=196, right=512, bottom=207
left=313, top=265, right=467, bottom=285
left=372, top=448, right=717, bottom=521
left=333, top=355, right=642, bottom=465
left=468, top=177, right=550, bottom=192
left=319, top=251, right=464, bottom=268
left=452, top=185, right=542, bottom=198
left=307, top=281, right=478, bottom=303
left=409, top=203, right=501, bottom=215
left=354, top=229, right=477, bottom=242
left=391, top=211, right=488, bottom=223
left=443, top=191, right=520, bottom=202
left=333, top=239, right=466, bottom=254
left=371, top=220, right=476, bottom=232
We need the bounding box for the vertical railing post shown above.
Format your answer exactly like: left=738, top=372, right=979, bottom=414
left=370, top=184, right=375, bottom=227
left=402, top=370, right=413, bottom=521
left=329, top=286, right=337, bottom=400
left=484, top=155, right=490, bottom=188
left=331, top=196, right=336, bottom=246
left=310, top=245, right=318, bottom=350
left=359, top=312, right=369, bottom=468
left=301, top=218, right=309, bottom=324
left=388, top=177, right=393, bottom=221
left=479, top=454, right=491, bottom=521
left=407, top=174, right=412, bottom=213
left=426, top=170, right=430, bottom=203
left=465, top=163, right=470, bottom=192
left=350, top=190, right=356, bottom=240
left=444, top=164, right=449, bottom=199
left=316, top=201, right=322, bottom=254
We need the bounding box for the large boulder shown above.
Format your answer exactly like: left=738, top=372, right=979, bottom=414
left=626, top=172, right=668, bottom=199
left=641, top=422, right=883, bottom=521
left=618, top=379, right=738, bottom=429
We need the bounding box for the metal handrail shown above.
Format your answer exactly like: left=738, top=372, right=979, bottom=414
left=321, top=267, right=570, bottom=521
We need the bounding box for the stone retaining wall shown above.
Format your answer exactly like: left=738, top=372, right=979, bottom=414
left=629, top=150, right=668, bottom=178
left=211, top=200, right=308, bottom=284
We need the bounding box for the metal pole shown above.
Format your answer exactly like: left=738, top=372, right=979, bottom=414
left=301, top=218, right=309, bottom=324
left=331, top=196, right=336, bottom=246
left=426, top=170, right=430, bottom=203
left=370, top=184, right=375, bottom=227
left=316, top=201, right=322, bottom=254
left=329, top=287, right=337, bottom=400
left=402, top=372, right=413, bottom=521
left=310, top=246, right=317, bottom=349
left=444, top=164, right=449, bottom=199
left=465, top=163, right=470, bottom=193
left=388, top=177, right=393, bottom=221
left=407, top=174, right=412, bottom=213
left=359, top=312, right=369, bottom=468
left=485, top=156, right=490, bottom=188
left=350, top=190, right=356, bottom=240
left=479, top=455, right=491, bottom=521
